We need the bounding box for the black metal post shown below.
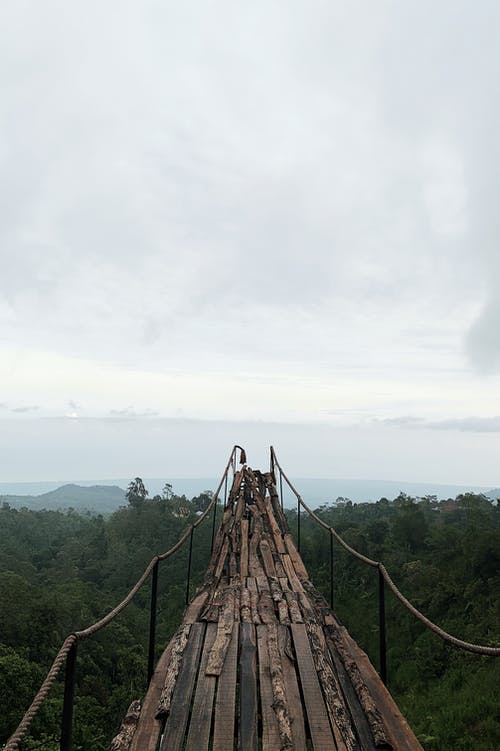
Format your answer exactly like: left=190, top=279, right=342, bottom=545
left=185, top=527, right=194, bottom=605
left=378, top=566, right=387, bottom=684
left=329, top=530, right=334, bottom=609
left=223, top=473, right=228, bottom=510
left=60, top=640, right=78, bottom=751
left=279, top=472, right=283, bottom=511
left=147, top=560, right=159, bottom=685
left=211, top=493, right=218, bottom=553
left=297, top=496, right=301, bottom=553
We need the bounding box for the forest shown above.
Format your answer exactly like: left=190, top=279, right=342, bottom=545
left=0, top=485, right=499, bottom=751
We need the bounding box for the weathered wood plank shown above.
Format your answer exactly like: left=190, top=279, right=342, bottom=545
left=185, top=623, right=218, bottom=751
left=305, top=620, right=357, bottom=751
left=260, top=536, right=277, bottom=577
left=325, top=631, right=378, bottom=751
left=160, top=622, right=206, bottom=751
left=240, top=518, right=249, bottom=578
left=335, top=627, right=423, bottom=750
left=206, top=587, right=235, bottom=675
left=109, top=700, right=141, bottom=751
left=213, top=623, right=239, bottom=751
left=156, top=624, right=191, bottom=718
left=183, top=591, right=209, bottom=624
left=264, top=496, right=286, bottom=553
left=291, top=623, right=336, bottom=750
left=239, top=622, right=258, bottom=751
left=284, top=532, right=309, bottom=580
left=278, top=625, right=306, bottom=750
left=214, top=537, right=230, bottom=581
left=283, top=553, right=305, bottom=593
left=130, top=635, right=178, bottom=751
left=256, top=625, right=281, bottom=750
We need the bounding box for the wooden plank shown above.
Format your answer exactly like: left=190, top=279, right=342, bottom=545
left=325, top=633, right=377, bottom=751
left=214, top=537, right=229, bottom=581
left=282, top=554, right=304, bottom=592
left=337, top=628, right=423, bottom=751
left=160, top=622, right=206, bottom=751
left=206, top=587, right=235, bottom=675
left=240, top=518, right=249, bottom=577
left=183, top=591, right=208, bottom=624
left=130, top=636, right=177, bottom=751
left=156, top=624, right=192, bottom=718
left=284, top=532, right=309, bottom=580
left=213, top=623, right=239, bottom=751
left=257, top=625, right=281, bottom=750
left=239, top=622, right=258, bottom=751
left=305, top=621, right=357, bottom=751
left=264, top=497, right=286, bottom=553
left=291, top=623, right=336, bottom=751
left=278, top=625, right=306, bottom=750
left=259, top=537, right=277, bottom=577
left=185, top=623, right=218, bottom=751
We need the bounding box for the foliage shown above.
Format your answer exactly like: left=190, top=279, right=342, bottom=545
left=0, top=487, right=498, bottom=750
left=293, top=494, right=500, bottom=751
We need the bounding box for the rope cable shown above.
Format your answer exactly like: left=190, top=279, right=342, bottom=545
left=270, top=446, right=500, bottom=657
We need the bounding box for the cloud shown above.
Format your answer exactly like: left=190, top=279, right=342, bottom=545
left=109, top=407, right=159, bottom=419
left=378, top=415, right=500, bottom=433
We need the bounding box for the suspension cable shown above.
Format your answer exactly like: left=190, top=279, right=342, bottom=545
left=270, top=446, right=500, bottom=657
left=5, top=444, right=242, bottom=751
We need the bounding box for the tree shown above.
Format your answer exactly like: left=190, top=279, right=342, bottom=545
left=162, top=483, right=173, bottom=500
left=125, top=478, right=148, bottom=510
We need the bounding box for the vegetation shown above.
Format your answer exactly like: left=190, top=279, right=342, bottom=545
left=0, top=487, right=498, bottom=750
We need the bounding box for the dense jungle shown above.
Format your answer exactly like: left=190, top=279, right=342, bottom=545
left=0, top=486, right=499, bottom=751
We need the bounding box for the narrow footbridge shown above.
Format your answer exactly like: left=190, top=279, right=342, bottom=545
left=126, top=458, right=420, bottom=751
left=6, top=446, right=499, bottom=751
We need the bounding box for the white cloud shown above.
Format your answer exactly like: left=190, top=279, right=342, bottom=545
left=1, top=1, right=500, bottom=479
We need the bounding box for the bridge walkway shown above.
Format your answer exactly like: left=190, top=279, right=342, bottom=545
left=121, top=465, right=422, bottom=751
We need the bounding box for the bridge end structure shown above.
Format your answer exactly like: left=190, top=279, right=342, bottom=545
left=116, top=463, right=423, bottom=751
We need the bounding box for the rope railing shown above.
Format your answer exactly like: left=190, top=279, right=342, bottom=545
left=270, top=446, right=500, bottom=661
left=5, top=444, right=245, bottom=751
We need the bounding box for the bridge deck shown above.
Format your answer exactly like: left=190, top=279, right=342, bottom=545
left=123, top=466, right=423, bottom=751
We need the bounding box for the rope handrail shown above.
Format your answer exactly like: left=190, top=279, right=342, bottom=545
left=270, top=446, right=500, bottom=657
left=5, top=445, right=242, bottom=751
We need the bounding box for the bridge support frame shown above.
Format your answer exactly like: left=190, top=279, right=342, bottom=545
left=147, top=559, right=159, bottom=686
left=60, top=640, right=78, bottom=751
left=378, top=566, right=387, bottom=684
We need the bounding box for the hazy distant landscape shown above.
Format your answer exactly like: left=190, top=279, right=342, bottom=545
left=1, top=477, right=498, bottom=514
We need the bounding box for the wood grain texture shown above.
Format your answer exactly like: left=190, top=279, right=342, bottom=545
left=212, top=623, right=239, bottom=751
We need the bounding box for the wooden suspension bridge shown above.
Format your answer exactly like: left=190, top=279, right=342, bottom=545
left=116, top=458, right=422, bottom=751
left=6, top=446, right=499, bottom=751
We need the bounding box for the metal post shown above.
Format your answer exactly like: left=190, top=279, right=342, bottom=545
left=279, top=472, right=283, bottom=511
left=147, top=560, right=159, bottom=685
left=211, top=493, right=218, bottom=553
left=329, top=530, right=334, bottom=609
left=378, top=567, right=387, bottom=684
left=186, top=528, right=194, bottom=605
left=297, top=495, right=301, bottom=553
left=223, top=473, right=228, bottom=510
left=60, top=641, right=78, bottom=751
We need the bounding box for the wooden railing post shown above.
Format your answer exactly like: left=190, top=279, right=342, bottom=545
left=60, top=641, right=78, bottom=751
left=147, top=559, right=159, bottom=686
left=378, top=566, right=387, bottom=684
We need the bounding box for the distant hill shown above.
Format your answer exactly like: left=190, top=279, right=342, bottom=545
left=0, top=484, right=126, bottom=513
left=1, top=476, right=496, bottom=514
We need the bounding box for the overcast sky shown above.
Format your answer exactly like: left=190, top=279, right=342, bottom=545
left=1, top=1, right=500, bottom=485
